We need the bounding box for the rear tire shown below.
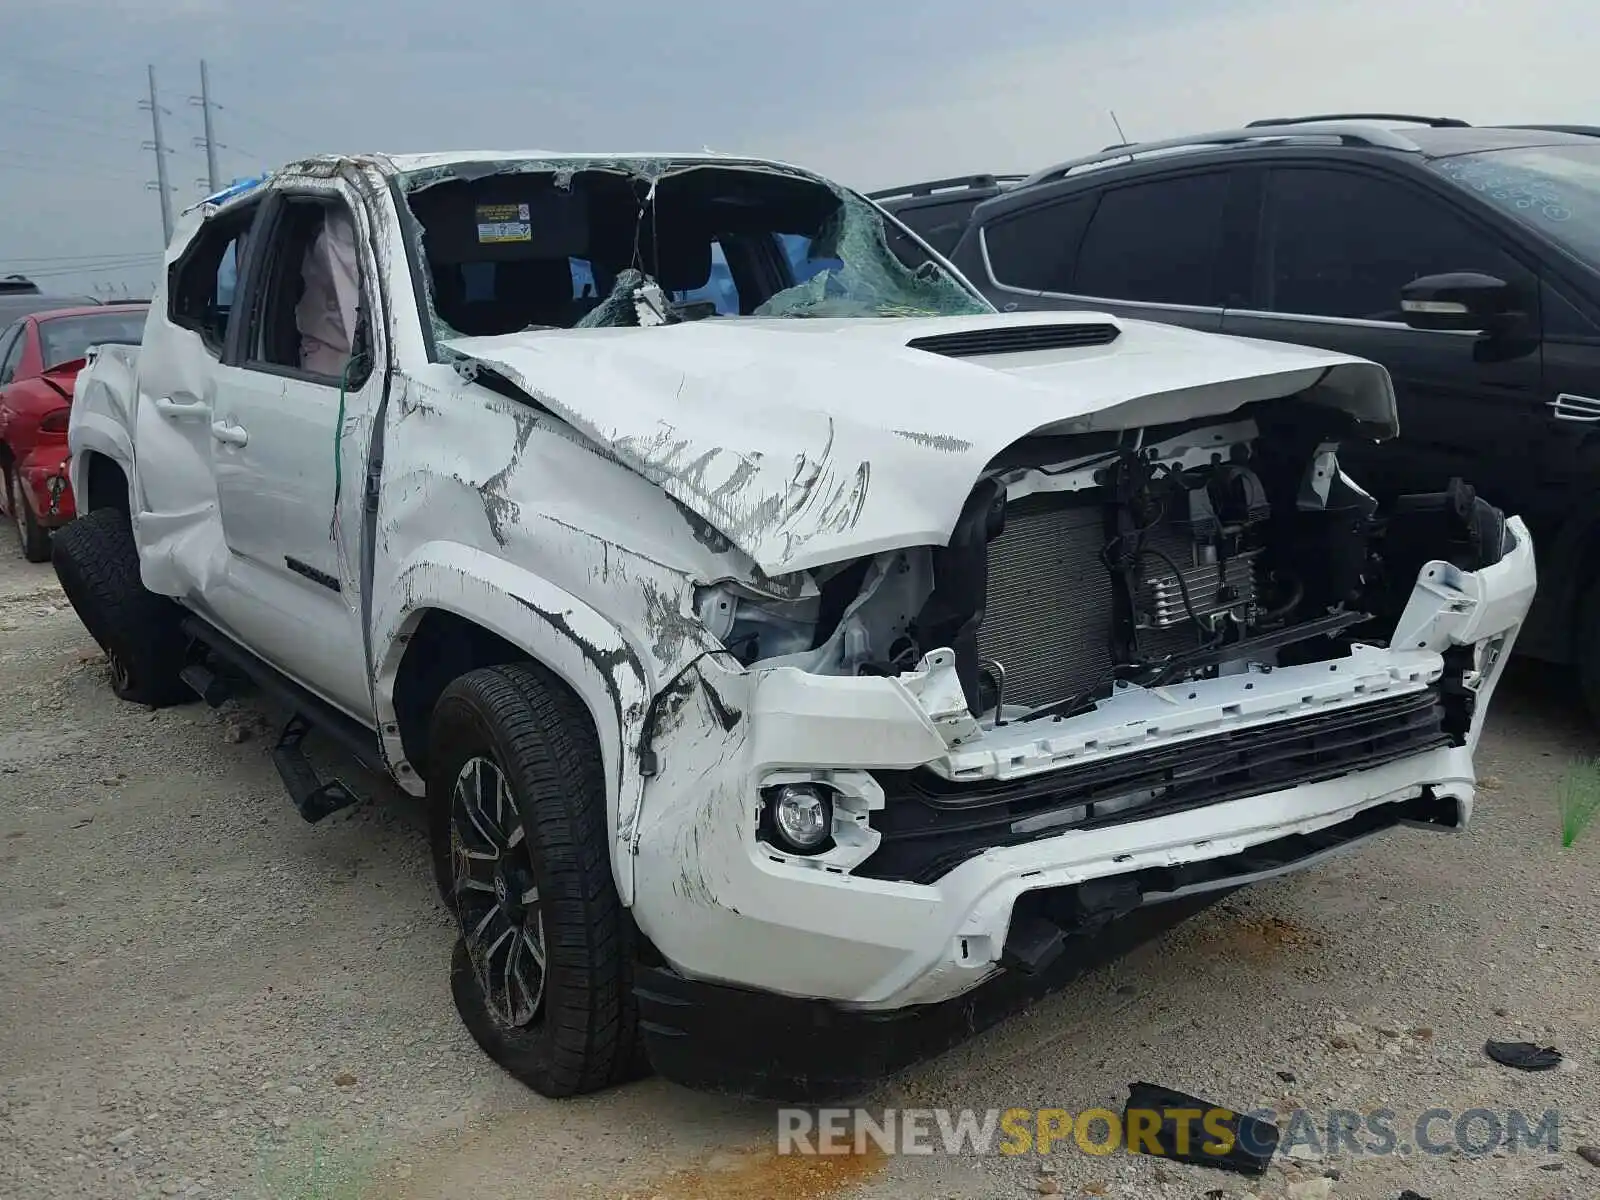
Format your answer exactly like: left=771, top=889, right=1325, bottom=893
left=6, top=468, right=50, bottom=564
left=428, top=663, right=641, bottom=1098
left=51, top=507, right=192, bottom=707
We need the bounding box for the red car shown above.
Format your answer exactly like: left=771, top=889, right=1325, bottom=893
left=0, top=304, right=148, bottom=561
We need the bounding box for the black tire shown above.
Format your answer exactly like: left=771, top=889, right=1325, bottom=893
left=428, top=663, right=641, bottom=1098
left=6, top=468, right=50, bottom=564
left=51, top=507, right=192, bottom=707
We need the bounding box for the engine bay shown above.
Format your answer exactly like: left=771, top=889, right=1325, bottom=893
left=701, top=395, right=1510, bottom=728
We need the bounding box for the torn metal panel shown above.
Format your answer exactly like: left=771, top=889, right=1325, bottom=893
left=367, top=364, right=788, bottom=890
left=444, top=314, right=1397, bottom=576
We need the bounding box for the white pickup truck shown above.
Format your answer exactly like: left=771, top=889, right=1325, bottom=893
left=57, top=149, right=1535, bottom=1099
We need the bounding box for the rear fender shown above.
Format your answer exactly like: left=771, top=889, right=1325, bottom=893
left=66, top=346, right=140, bottom=516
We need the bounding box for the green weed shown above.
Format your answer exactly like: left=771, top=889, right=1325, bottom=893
left=1558, top=756, right=1600, bottom=848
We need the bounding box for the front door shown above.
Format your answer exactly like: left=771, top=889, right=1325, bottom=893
left=205, top=184, right=384, bottom=718
left=1222, top=165, right=1545, bottom=510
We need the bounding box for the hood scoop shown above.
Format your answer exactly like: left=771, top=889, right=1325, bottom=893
left=906, top=322, right=1121, bottom=359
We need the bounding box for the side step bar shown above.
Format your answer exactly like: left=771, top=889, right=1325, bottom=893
left=272, top=715, right=361, bottom=823
left=180, top=617, right=385, bottom=824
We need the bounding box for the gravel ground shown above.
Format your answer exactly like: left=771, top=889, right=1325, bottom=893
left=1, top=545, right=1596, bottom=1200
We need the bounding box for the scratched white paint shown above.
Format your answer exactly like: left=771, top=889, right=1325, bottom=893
left=446, top=316, right=1398, bottom=577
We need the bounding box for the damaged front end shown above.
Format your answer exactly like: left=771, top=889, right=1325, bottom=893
left=381, top=151, right=1534, bottom=1098
left=621, top=389, right=1532, bottom=1094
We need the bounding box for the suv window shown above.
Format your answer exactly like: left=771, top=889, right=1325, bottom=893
left=170, top=201, right=260, bottom=354
left=981, top=195, right=1096, bottom=292
left=891, top=199, right=983, bottom=256
left=1261, top=167, right=1524, bottom=322
left=1072, top=172, right=1230, bottom=306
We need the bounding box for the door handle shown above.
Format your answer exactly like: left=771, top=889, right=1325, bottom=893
left=1549, top=393, right=1600, bottom=423
left=152, top=395, right=209, bottom=418
left=210, top=419, right=249, bottom=447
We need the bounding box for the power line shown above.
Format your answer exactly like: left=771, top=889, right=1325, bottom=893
left=12, top=52, right=294, bottom=158
left=0, top=250, right=162, bottom=264
left=213, top=102, right=303, bottom=152
left=4, top=56, right=131, bottom=90
left=10, top=102, right=142, bottom=139
left=14, top=257, right=163, bottom=280
left=0, top=148, right=148, bottom=183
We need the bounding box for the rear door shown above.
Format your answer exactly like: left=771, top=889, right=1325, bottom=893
left=966, top=168, right=1250, bottom=332
left=1222, top=165, right=1545, bottom=507
left=130, top=197, right=264, bottom=594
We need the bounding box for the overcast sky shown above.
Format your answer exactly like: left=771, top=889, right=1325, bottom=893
left=2, top=0, right=1591, bottom=297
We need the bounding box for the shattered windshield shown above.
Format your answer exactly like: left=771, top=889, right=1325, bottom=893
left=398, top=157, right=990, bottom=341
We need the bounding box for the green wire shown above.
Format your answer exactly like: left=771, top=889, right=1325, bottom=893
left=330, top=351, right=364, bottom=536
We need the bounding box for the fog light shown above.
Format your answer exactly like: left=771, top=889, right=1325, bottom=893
left=766, top=783, right=833, bottom=853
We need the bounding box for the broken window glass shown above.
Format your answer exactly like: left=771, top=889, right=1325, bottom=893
left=398, top=157, right=991, bottom=341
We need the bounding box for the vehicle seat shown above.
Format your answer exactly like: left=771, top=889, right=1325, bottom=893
left=434, top=258, right=577, bottom=334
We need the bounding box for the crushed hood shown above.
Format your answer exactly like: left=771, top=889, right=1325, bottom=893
left=443, top=311, right=1396, bottom=577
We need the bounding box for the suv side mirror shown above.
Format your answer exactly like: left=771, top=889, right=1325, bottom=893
left=1400, top=272, right=1521, bottom=335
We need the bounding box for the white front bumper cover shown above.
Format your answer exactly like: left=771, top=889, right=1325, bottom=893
left=629, top=517, right=1535, bottom=1011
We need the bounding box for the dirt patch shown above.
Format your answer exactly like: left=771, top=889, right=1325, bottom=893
left=1196, top=908, right=1324, bottom=958
left=629, top=1146, right=886, bottom=1200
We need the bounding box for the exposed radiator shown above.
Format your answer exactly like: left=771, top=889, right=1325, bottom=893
left=977, top=494, right=1114, bottom=710
left=977, top=493, right=1239, bottom=711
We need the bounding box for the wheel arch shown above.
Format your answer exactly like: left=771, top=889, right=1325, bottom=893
left=373, top=549, right=654, bottom=903
left=68, top=433, right=135, bottom=518
left=1520, top=501, right=1600, bottom=663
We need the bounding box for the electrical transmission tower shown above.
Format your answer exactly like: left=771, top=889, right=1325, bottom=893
left=190, top=60, right=222, bottom=193
left=140, top=65, right=175, bottom=245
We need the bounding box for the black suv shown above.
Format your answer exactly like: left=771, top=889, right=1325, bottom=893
left=877, top=115, right=1600, bottom=717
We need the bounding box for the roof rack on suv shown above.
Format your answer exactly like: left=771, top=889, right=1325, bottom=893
left=1016, top=123, right=1422, bottom=190
left=866, top=174, right=1026, bottom=202
left=1246, top=112, right=1471, bottom=129
left=1503, top=123, right=1600, bottom=138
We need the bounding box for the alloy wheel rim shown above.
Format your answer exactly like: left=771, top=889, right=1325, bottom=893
left=451, top=754, right=546, bottom=1028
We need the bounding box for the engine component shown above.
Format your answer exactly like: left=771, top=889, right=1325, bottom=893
left=1133, top=536, right=1261, bottom=630
left=1127, top=462, right=1271, bottom=645
left=975, top=494, right=1115, bottom=711
left=972, top=455, right=1282, bottom=715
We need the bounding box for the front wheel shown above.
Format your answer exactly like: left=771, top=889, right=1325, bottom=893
left=428, top=663, right=641, bottom=1098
